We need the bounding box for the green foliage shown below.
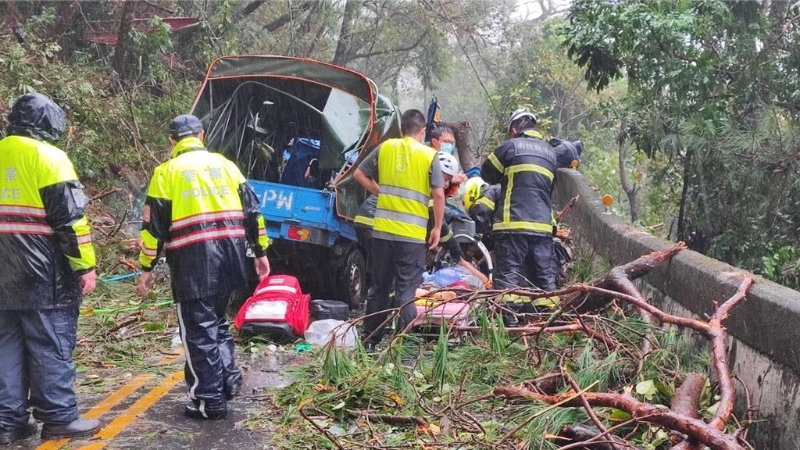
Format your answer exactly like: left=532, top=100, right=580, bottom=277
left=270, top=299, right=731, bottom=449
left=563, top=0, right=800, bottom=288
left=0, top=31, right=194, bottom=186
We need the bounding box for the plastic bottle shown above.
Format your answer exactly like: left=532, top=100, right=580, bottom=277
left=304, top=319, right=358, bottom=348
left=432, top=267, right=463, bottom=287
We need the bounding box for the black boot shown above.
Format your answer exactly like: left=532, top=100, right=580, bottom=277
left=0, top=416, right=37, bottom=445
left=41, top=418, right=100, bottom=440
left=184, top=404, right=227, bottom=420
left=225, top=379, right=242, bottom=401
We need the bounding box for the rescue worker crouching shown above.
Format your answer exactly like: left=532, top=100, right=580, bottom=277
left=354, top=109, right=446, bottom=351
left=0, top=93, right=101, bottom=444
left=137, top=115, right=271, bottom=420
left=426, top=152, right=490, bottom=287
left=481, top=109, right=559, bottom=321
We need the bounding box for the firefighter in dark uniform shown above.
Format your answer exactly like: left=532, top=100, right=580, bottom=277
left=0, top=93, right=101, bottom=444
left=482, top=109, right=559, bottom=316
left=463, top=177, right=500, bottom=237
left=354, top=109, right=445, bottom=349
left=137, top=115, right=270, bottom=420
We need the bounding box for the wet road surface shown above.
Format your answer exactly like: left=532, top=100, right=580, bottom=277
left=9, top=350, right=306, bottom=450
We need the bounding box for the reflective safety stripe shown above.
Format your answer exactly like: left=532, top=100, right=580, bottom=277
left=0, top=205, right=47, bottom=218
left=505, top=163, right=554, bottom=181
left=0, top=222, right=54, bottom=235
left=493, top=221, right=553, bottom=233
left=255, top=285, right=297, bottom=296
left=258, top=228, right=267, bottom=236
left=487, top=153, right=504, bottom=173
left=441, top=227, right=454, bottom=243
left=374, top=209, right=429, bottom=228
left=381, top=185, right=430, bottom=205
left=142, top=246, right=158, bottom=257
left=171, top=210, right=245, bottom=230
left=76, top=234, right=92, bottom=245
left=374, top=137, right=436, bottom=241
left=475, top=197, right=495, bottom=211
left=500, top=293, right=531, bottom=303
left=354, top=215, right=374, bottom=227
left=164, top=227, right=245, bottom=250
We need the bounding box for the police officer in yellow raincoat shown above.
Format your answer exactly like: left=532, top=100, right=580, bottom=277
left=137, top=115, right=270, bottom=420
left=0, top=93, right=101, bottom=443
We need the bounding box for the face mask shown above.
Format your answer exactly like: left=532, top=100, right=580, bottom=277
left=439, top=142, right=455, bottom=154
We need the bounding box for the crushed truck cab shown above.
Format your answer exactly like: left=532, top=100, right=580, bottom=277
left=189, top=55, right=401, bottom=308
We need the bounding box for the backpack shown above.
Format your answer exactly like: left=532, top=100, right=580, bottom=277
left=234, top=275, right=311, bottom=341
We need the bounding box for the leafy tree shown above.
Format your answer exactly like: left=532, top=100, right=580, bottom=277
left=563, top=0, right=800, bottom=286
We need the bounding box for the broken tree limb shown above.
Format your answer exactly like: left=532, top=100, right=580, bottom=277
left=346, top=409, right=428, bottom=426
left=671, top=373, right=706, bottom=420
left=557, top=194, right=580, bottom=223
left=451, top=323, right=619, bottom=348
left=669, top=373, right=708, bottom=450
left=566, top=242, right=687, bottom=313
left=561, top=369, right=627, bottom=450
left=492, top=275, right=753, bottom=450
left=560, top=424, right=639, bottom=450
left=493, top=387, right=744, bottom=450
left=707, top=276, right=753, bottom=432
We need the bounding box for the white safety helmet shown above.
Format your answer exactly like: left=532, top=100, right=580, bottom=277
left=508, top=108, right=538, bottom=132
left=437, top=151, right=459, bottom=177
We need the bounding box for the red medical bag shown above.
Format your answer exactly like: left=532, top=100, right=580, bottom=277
left=234, top=275, right=310, bottom=340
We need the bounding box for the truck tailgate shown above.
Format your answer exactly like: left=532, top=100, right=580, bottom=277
left=248, top=180, right=356, bottom=245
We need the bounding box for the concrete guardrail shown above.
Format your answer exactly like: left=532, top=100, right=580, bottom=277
left=552, top=168, right=800, bottom=449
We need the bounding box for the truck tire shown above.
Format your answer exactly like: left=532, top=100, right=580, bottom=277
left=335, top=245, right=366, bottom=309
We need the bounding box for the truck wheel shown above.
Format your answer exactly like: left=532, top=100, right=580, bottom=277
left=335, top=245, right=366, bottom=309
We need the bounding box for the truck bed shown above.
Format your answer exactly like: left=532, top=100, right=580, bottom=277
left=249, top=179, right=357, bottom=247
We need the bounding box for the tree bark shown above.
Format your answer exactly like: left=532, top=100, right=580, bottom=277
left=495, top=387, right=745, bottom=450
left=677, top=149, right=691, bottom=242
left=332, top=0, right=362, bottom=67
left=443, top=121, right=475, bottom=170
left=112, top=0, right=138, bottom=79
left=54, top=1, right=82, bottom=60
left=617, top=121, right=639, bottom=223
left=263, top=1, right=314, bottom=32
left=238, top=0, right=266, bottom=20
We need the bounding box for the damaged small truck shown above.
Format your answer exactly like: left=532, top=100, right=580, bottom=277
left=188, top=55, right=401, bottom=308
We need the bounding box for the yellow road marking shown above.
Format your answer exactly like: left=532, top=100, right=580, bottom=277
left=76, top=371, right=185, bottom=450
left=36, top=374, right=153, bottom=450
left=155, top=348, right=184, bottom=365
left=36, top=348, right=185, bottom=450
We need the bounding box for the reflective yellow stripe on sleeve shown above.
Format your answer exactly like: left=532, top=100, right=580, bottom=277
left=257, top=215, right=269, bottom=251
left=139, top=229, right=160, bottom=269
left=487, top=152, right=504, bottom=173
left=475, top=196, right=495, bottom=211
left=67, top=215, right=95, bottom=271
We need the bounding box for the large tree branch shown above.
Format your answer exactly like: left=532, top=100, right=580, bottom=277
left=349, top=30, right=429, bottom=61
left=263, top=1, right=314, bottom=32
left=238, top=0, right=266, bottom=19
left=565, top=243, right=687, bottom=313
left=494, top=387, right=744, bottom=450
